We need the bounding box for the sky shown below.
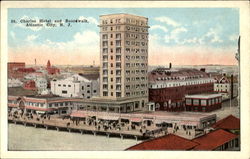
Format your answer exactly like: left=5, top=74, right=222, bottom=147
left=8, top=8, right=239, bottom=66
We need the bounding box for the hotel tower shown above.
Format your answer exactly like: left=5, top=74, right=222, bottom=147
left=99, top=13, right=149, bottom=110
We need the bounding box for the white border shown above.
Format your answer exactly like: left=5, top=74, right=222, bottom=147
left=1, top=1, right=250, bottom=159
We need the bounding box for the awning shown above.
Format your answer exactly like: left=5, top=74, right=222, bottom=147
left=98, top=116, right=119, bottom=120
left=154, top=119, right=166, bottom=124
left=70, top=111, right=87, bottom=118
left=130, top=118, right=142, bottom=122
left=179, top=121, right=199, bottom=126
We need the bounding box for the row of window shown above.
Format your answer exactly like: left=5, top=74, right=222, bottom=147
left=126, top=26, right=148, bottom=33
left=151, top=80, right=213, bottom=88
left=126, top=76, right=147, bottom=82
left=102, top=77, right=121, bottom=83
left=103, top=84, right=122, bottom=90
left=125, top=48, right=148, bottom=54
left=48, top=102, right=72, bottom=108
left=102, top=40, right=121, bottom=47
left=102, top=91, right=121, bottom=97
left=102, top=33, right=121, bottom=40
left=103, top=62, right=121, bottom=68
left=102, top=55, right=121, bottom=61
left=126, top=55, right=148, bottom=60
left=102, top=18, right=147, bottom=26
left=125, top=83, right=148, bottom=90
left=186, top=98, right=222, bottom=106
left=125, top=69, right=147, bottom=75
left=102, top=48, right=122, bottom=54
left=102, top=26, right=122, bottom=31
left=125, top=33, right=147, bottom=40
left=125, top=41, right=147, bottom=47
left=125, top=63, right=147, bottom=68
left=102, top=18, right=122, bottom=25
left=126, top=91, right=147, bottom=97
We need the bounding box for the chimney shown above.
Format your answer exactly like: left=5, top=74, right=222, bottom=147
left=200, top=68, right=206, bottom=72
left=231, top=74, right=234, bottom=99
left=169, top=63, right=172, bottom=69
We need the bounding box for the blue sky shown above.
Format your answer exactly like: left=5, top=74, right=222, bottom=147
left=8, top=8, right=239, bottom=65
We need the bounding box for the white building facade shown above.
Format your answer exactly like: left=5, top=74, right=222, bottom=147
left=51, top=74, right=99, bottom=98
left=214, top=76, right=238, bottom=100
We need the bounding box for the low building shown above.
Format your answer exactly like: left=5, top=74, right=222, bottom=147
left=192, top=129, right=239, bottom=150
left=211, top=115, right=240, bottom=134
left=185, top=94, right=222, bottom=112
left=8, top=62, right=25, bottom=79
left=8, top=95, right=82, bottom=115
left=46, top=60, right=60, bottom=75
left=214, top=75, right=238, bottom=100
left=149, top=67, right=214, bottom=112
left=23, top=80, right=37, bottom=91
left=8, top=79, right=23, bottom=87
left=35, top=78, right=48, bottom=94
left=126, top=134, right=199, bottom=150
left=51, top=74, right=99, bottom=98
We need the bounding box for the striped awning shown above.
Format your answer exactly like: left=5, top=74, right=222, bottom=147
left=70, top=111, right=87, bottom=118
left=98, top=115, right=119, bottom=120
left=130, top=118, right=142, bottom=122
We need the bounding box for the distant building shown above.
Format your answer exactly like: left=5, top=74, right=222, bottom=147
left=50, top=74, right=99, bottom=98
left=149, top=67, right=214, bottom=112
left=35, top=78, right=48, bottom=94
left=8, top=95, right=81, bottom=115
left=192, top=129, right=239, bottom=150
left=214, top=75, right=238, bottom=100
left=46, top=60, right=60, bottom=75
left=8, top=62, right=25, bottom=79
left=23, top=80, right=37, bottom=91
left=8, top=79, right=23, bottom=87
left=185, top=94, right=222, bottom=112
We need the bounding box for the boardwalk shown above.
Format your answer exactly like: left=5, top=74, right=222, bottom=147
left=8, top=115, right=155, bottom=140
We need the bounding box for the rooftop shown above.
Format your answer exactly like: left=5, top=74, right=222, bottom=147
left=185, top=93, right=222, bottom=99
left=8, top=87, right=37, bottom=96
left=149, top=68, right=211, bottom=82
left=192, top=129, right=238, bottom=150
left=212, top=115, right=240, bottom=130
left=100, top=13, right=147, bottom=19
left=126, top=134, right=199, bottom=150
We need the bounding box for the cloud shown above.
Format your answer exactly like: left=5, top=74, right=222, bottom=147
left=164, top=27, right=188, bottom=43
left=150, top=25, right=168, bottom=32
left=25, top=35, right=39, bottom=42
left=205, top=27, right=223, bottom=43
left=10, top=31, right=16, bottom=39
left=229, top=34, right=239, bottom=42
left=155, top=16, right=180, bottom=27
left=79, top=16, right=98, bottom=25
left=9, top=30, right=100, bottom=65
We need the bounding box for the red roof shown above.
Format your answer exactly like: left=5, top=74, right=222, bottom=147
left=212, top=115, right=240, bottom=130
left=126, top=134, right=199, bottom=150
left=192, top=129, right=238, bottom=150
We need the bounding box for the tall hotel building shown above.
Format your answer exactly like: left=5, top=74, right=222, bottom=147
left=98, top=13, right=149, bottom=111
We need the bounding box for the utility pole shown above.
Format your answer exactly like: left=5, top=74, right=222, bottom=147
left=235, top=36, right=240, bottom=108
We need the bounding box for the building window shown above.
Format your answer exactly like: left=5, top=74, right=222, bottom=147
left=68, top=85, right=71, bottom=87
left=193, top=99, right=199, bottom=106
left=62, top=90, right=67, bottom=94
left=87, top=90, right=90, bottom=93
left=58, top=84, right=61, bottom=87
left=93, top=90, right=96, bottom=93
left=103, top=92, right=108, bottom=96
left=110, top=34, right=113, bottom=38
